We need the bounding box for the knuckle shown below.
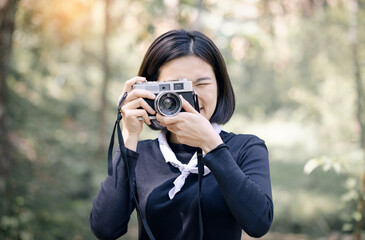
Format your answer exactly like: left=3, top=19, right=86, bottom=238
left=138, top=97, right=144, bottom=105
left=126, top=78, right=136, bottom=83
left=120, top=106, right=126, bottom=114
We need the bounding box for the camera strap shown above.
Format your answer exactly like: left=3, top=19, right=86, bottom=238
left=108, top=92, right=156, bottom=240
left=107, top=92, right=204, bottom=240
left=194, top=93, right=204, bottom=240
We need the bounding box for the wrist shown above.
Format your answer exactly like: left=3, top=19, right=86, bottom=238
left=200, top=133, right=223, bottom=154
left=122, top=130, right=139, bottom=151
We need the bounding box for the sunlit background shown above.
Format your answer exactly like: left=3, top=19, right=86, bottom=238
left=1, top=0, right=364, bottom=239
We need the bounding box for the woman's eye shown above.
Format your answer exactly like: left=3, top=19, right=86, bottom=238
left=195, top=83, right=210, bottom=87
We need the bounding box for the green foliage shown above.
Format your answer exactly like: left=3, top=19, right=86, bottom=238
left=304, top=149, right=365, bottom=233
left=1, top=77, right=99, bottom=240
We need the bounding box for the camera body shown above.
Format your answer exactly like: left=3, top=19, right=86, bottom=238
left=133, top=78, right=196, bottom=119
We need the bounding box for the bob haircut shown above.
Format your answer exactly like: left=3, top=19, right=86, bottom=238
left=138, top=29, right=235, bottom=126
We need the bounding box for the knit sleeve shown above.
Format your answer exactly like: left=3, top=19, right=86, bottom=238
left=202, top=138, right=273, bottom=238
left=90, top=147, right=139, bottom=240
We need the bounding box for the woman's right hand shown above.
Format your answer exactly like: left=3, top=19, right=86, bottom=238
left=118, top=76, right=155, bottom=150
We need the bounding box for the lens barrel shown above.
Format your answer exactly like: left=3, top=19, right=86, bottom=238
left=155, top=92, right=182, bottom=116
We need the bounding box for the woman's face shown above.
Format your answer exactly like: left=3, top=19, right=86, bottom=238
left=158, top=55, right=218, bottom=121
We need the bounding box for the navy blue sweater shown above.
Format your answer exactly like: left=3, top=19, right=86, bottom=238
left=90, top=131, right=273, bottom=240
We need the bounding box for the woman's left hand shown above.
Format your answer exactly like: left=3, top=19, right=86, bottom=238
left=156, top=96, right=223, bottom=153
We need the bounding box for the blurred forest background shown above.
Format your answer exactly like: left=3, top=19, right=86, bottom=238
left=0, top=0, right=365, bottom=239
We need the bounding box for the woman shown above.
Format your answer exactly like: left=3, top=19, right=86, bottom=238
left=90, top=29, right=273, bottom=240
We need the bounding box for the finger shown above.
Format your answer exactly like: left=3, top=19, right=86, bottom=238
left=125, top=89, right=155, bottom=103
left=180, top=95, right=198, bottom=113
left=155, top=113, right=179, bottom=126
left=124, top=109, right=152, bottom=125
left=139, top=110, right=152, bottom=125
left=118, top=77, right=146, bottom=104
left=122, top=98, right=156, bottom=115
left=123, top=76, right=146, bottom=92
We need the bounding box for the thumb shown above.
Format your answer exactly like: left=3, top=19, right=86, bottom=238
left=180, top=95, right=198, bottom=113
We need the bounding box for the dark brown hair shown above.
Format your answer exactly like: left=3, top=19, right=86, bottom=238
left=138, top=29, right=235, bottom=125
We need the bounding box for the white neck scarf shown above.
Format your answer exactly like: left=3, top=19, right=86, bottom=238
left=158, top=123, right=222, bottom=199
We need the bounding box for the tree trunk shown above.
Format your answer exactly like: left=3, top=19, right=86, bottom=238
left=0, top=0, right=18, bottom=184
left=98, top=0, right=111, bottom=153
left=349, top=0, right=365, bottom=239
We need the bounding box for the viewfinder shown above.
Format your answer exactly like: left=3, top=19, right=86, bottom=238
left=159, top=84, right=170, bottom=91
left=174, top=83, right=184, bottom=90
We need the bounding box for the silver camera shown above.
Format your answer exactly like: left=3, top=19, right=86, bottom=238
left=133, top=78, right=196, bottom=118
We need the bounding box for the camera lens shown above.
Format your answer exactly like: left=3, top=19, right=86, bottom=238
left=155, top=92, right=182, bottom=116
left=162, top=97, right=176, bottom=110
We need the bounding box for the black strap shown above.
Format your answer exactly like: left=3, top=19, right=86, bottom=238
left=197, top=148, right=204, bottom=240
left=107, top=92, right=127, bottom=177
left=194, top=93, right=204, bottom=240
left=107, top=92, right=156, bottom=240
